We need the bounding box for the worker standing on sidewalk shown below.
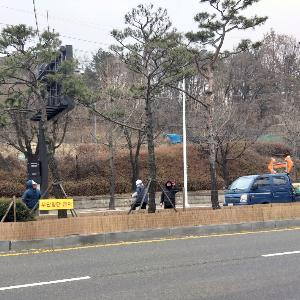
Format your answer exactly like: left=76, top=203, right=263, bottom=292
left=160, top=180, right=179, bottom=209
left=131, top=179, right=148, bottom=210
left=21, top=180, right=41, bottom=210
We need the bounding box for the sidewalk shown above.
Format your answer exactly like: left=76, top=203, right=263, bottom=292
left=73, top=191, right=223, bottom=210
left=37, top=203, right=212, bottom=219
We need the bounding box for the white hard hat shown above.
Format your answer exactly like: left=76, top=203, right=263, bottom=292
left=136, top=179, right=142, bottom=186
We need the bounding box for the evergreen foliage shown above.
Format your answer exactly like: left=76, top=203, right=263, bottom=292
left=0, top=198, right=34, bottom=222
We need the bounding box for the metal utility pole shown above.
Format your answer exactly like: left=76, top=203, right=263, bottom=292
left=182, top=78, right=189, bottom=209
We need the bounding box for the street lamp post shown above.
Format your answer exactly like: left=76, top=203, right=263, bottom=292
left=182, top=78, right=190, bottom=209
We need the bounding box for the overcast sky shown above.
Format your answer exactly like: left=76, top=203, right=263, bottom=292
left=0, top=0, right=299, bottom=62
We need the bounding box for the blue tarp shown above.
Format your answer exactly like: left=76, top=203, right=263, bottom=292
left=165, top=134, right=183, bottom=144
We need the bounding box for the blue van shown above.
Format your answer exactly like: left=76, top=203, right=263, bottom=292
left=224, top=173, right=297, bottom=206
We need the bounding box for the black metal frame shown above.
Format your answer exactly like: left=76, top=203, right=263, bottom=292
left=27, top=45, right=75, bottom=197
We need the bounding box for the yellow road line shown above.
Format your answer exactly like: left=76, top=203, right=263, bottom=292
left=1, top=226, right=300, bottom=257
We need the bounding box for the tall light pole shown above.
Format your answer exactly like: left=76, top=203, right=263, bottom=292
left=182, top=78, right=190, bottom=208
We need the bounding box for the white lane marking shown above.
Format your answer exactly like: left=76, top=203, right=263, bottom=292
left=262, top=251, right=300, bottom=257
left=0, top=276, right=91, bottom=291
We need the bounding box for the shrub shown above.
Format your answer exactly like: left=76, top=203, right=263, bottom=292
left=253, top=142, right=292, bottom=157
left=0, top=180, right=24, bottom=197
left=0, top=198, right=35, bottom=222
left=0, top=141, right=296, bottom=197
left=0, top=154, right=24, bottom=172
left=64, top=178, right=111, bottom=196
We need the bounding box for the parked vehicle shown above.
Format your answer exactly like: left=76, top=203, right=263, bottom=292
left=224, top=173, right=298, bottom=206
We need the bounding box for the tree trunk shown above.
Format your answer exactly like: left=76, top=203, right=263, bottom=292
left=131, top=157, right=140, bottom=192
left=209, top=139, right=220, bottom=209
left=129, top=145, right=136, bottom=191
left=219, top=147, right=230, bottom=189
left=39, top=101, right=68, bottom=217
left=124, top=128, right=143, bottom=191
left=145, top=97, right=156, bottom=213
left=221, top=160, right=230, bottom=189
left=133, top=156, right=140, bottom=187
left=75, top=154, right=79, bottom=180
left=207, top=66, right=220, bottom=209
left=132, top=133, right=143, bottom=190
left=108, top=131, right=116, bottom=210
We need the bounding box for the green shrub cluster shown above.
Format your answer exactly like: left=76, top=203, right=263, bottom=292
left=0, top=198, right=35, bottom=222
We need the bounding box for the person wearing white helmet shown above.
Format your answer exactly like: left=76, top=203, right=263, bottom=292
left=131, top=179, right=148, bottom=210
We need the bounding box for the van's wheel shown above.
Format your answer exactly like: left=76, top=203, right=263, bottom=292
left=262, top=202, right=270, bottom=204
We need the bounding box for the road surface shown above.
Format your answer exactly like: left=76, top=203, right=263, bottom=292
left=1, top=227, right=300, bottom=299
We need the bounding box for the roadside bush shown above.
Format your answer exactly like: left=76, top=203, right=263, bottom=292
left=0, top=141, right=295, bottom=197
left=188, top=176, right=224, bottom=191
left=253, top=142, right=292, bottom=157
left=0, top=180, right=24, bottom=197
left=64, top=178, right=111, bottom=196
left=0, top=154, right=23, bottom=172
left=0, top=198, right=35, bottom=222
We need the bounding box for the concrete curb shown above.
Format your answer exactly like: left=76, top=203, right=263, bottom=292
left=1, top=218, right=300, bottom=253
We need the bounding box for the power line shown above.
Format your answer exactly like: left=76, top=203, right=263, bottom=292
left=60, top=34, right=109, bottom=46
left=0, top=22, right=110, bottom=49
left=0, top=4, right=111, bottom=32
left=32, top=0, right=40, bottom=41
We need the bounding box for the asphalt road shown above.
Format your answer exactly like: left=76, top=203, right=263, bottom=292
left=1, top=228, right=300, bottom=300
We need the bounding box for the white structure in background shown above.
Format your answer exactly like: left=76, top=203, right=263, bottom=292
left=182, top=78, right=190, bottom=208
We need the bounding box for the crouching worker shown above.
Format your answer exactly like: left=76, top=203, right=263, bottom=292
left=22, top=180, right=41, bottom=210
left=131, top=179, right=148, bottom=210
left=160, top=180, right=179, bottom=209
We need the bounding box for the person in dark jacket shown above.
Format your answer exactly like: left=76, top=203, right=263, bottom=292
left=160, top=180, right=179, bottom=209
left=22, top=180, right=41, bottom=210
left=131, top=179, right=148, bottom=210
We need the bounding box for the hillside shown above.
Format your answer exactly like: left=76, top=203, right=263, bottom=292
left=0, top=142, right=298, bottom=197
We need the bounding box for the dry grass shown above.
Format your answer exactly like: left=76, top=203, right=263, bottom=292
left=0, top=142, right=298, bottom=197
